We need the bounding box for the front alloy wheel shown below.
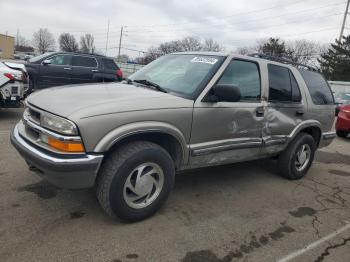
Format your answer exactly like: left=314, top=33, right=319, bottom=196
left=96, top=141, right=175, bottom=222
left=123, top=162, right=164, bottom=209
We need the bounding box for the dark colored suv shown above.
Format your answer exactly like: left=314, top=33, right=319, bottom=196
left=25, top=52, right=123, bottom=91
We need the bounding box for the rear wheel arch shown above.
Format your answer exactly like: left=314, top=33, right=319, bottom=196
left=299, top=126, right=321, bottom=146
left=288, top=121, right=322, bottom=146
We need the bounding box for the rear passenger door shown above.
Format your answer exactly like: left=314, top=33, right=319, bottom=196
left=263, top=64, right=305, bottom=151
left=70, top=55, right=99, bottom=84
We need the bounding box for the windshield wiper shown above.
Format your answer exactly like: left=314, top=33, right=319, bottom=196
left=132, top=79, right=168, bottom=93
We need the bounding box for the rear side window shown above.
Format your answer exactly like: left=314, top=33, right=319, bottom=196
left=103, top=59, right=118, bottom=70
left=290, top=71, right=301, bottom=102
left=268, top=64, right=302, bottom=103
left=299, top=70, right=334, bottom=105
left=217, top=60, right=261, bottom=101
left=71, top=56, right=97, bottom=68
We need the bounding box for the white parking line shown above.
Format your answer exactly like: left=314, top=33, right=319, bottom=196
left=277, top=222, right=350, bottom=262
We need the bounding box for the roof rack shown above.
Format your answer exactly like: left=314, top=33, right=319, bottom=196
left=248, top=53, right=319, bottom=72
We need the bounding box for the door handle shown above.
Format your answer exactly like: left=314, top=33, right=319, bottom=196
left=296, top=110, right=304, bottom=116
left=256, top=107, right=265, bottom=117
left=91, top=69, right=99, bottom=72
left=63, top=67, right=71, bottom=70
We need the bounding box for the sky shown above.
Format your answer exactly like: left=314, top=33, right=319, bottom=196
left=0, top=0, right=349, bottom=58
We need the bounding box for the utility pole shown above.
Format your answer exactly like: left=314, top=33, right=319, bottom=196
left=339, top=0, right=350, bottom=41
left=16, top=29, right=19, bottom=46
left=105, top=19, right=110, bottom=55
left=118, top=26, right=124, bottom=61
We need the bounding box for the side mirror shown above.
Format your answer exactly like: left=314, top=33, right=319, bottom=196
left=42, top=59, right=51, bottom=65
left=212, top=84, right=241, bottom=102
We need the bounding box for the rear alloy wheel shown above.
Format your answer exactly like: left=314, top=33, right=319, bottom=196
left=336, top=130, right=348, bottom=138
left=278, top=132, right=316, bottom=180
left=96, top=141, right=175, bottom=222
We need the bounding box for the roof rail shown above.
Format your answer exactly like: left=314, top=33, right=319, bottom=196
left=248, top=53, right=319, bottom=72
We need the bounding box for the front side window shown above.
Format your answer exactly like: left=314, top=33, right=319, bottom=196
left=49, top=55, right=70, bottom=66
left=71, top=56, right=97, bottom=68
left=217, top=60, right=261, bottom=101
left=129, top=54, right=224, bottom=98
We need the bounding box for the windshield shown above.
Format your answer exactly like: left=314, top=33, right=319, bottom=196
left=28, top=52, right=55, bottom=63
left=129, top=54, right=224, bottom=98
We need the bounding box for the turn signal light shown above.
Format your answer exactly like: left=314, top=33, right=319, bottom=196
left=48, top=137, right=85, bottom=152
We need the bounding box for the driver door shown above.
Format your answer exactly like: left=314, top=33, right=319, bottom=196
left=38, top=54, right=72, bottom=88
left=189, top=58, right=265, bottom=167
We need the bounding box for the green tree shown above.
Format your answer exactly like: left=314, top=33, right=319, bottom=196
left=259, top=38, right=287, bottom=57
left=318, top=35, right=350, bottom=81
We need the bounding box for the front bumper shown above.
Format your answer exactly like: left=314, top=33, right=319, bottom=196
left=11, top=124, right=104, bottom=189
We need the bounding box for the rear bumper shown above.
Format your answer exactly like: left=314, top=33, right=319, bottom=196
left=319, top=131, right=336, bottom=148
left=11, top=124, right=104, bottom=189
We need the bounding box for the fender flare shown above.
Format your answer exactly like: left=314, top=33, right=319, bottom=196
left=287, top=120, right=322, bottom=142
left=94, top=121, right=189, bottom=163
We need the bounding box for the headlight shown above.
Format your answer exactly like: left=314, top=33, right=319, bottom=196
left=41, top=113, right=78, bottom=135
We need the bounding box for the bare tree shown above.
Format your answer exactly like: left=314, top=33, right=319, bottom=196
left=181, top=36, right=202, bottom=51
left=32, top=28, right=55, bottom=54
left=202, top=38, right=223, bottom=52
left=80, top=34, right=95, bottom=54
left=59, top=33, right=79, bottom=52
left=286, top=39, right=324, bottom=67
left=15, top=35, right=34, bottom=52
left=143, top=47, right=162, bottom=64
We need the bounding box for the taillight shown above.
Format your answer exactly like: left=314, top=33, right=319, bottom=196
left=22, top=72, right=28, bottom=82
left=116, top=69, right=123, bottom=78
left=4, top=73, right=15, bottom=80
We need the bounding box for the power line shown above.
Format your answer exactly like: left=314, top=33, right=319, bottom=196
left=124, top=0, right=316, bottom=28
left=125, top=12, right=342, bottom=38
left=125, top=1, right=346, bottom=34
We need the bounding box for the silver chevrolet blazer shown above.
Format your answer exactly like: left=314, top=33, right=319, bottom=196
left=11, top=52, right=336, bottom=221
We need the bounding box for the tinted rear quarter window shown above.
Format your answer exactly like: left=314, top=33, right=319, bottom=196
left=299, top=70, right=334, bottom=105
left=71, top=56, right=97, bottom=68
left=103, top=59, right=118, bottom=70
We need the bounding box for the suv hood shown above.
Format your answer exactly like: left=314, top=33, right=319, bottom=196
left=27, top=82, right=193, bottom=119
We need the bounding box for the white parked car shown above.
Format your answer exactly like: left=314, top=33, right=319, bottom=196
left=0, top=62, right=27, bottom=108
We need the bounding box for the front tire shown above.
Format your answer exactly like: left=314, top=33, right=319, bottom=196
left=96, top=141, right=175, bottom=222
left=278, top=133, right=316, bottom=180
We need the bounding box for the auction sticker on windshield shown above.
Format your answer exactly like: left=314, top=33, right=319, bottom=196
left=191, top=57, right=218, bottom=65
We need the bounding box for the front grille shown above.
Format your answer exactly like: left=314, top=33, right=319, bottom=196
left=11, top=86, right=18, bottom=95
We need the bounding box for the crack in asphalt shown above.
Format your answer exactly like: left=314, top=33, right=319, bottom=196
left=290, top=176, right=350, bottom=240
left=314, top=237, right=350, bottom=262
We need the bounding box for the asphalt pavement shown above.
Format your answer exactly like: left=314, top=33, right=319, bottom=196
left=0, top=108, right=349, bottom=262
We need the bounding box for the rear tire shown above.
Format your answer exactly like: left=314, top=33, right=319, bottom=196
left=336, top=130, right=348, bottom=138
left=96, top=141, right=175, bottom=222
left=278, top=133, right=316, bottom=180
